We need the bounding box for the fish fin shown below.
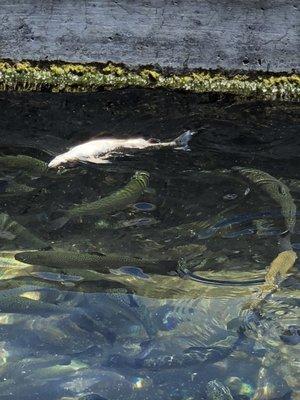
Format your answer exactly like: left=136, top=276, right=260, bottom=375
left=174, top=130, right=195, bottom=150
left=109, top=266, right=150, bottom=280
left=87, top=157, right=112, bottom=164
left=48, top=216, right=70, bottom=231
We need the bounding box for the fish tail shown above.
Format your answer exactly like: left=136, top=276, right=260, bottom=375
left=48, top=216, right=70, bottom=231
left=174, top=130, right=195, bottom=150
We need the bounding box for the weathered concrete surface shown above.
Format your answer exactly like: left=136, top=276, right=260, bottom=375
left=0, top=0, right=299, bottom=73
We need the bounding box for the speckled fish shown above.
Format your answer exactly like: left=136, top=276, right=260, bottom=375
left=95, top=216, right=159, bottom=230
left=14, top=250, right=177, bottom=274
left=233, top=167, right=297, bottom=234
left=0, top=179, right=35, bottom=196
left=48, top=130, right=195, bottom=167
left=0, top=286, right=116, bottom=342
left=0, top=212, right=49, bottom=249
left=0, top=155, right=48, bottom=175
left=265, top=249, right=297, bottom=285
left=0, top=288, right=67, bottom=316
left=50, top=170, right=150, bottom=230
left=247, top=249, right=297, bottom=312
left=0, top=355, right=73, bottom=382
left=206, top=380, right=234, bottom=400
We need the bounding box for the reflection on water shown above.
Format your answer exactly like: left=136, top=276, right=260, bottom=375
left=0, top=90, right=299, bottom=399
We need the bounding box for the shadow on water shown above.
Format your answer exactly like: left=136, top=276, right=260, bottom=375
left=0, top=90, right=299, bottom=399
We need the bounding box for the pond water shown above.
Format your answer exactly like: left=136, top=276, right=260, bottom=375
left=0, top=90, right=299, bottom=400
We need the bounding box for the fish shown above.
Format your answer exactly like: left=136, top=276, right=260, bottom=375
left=25, top=359, right=88, bottom=380
left=265, top=250, right=297, bottom=285
left=0, top=155, right=48, bottom=175
left=0, top=212, right=49, bottom=249
left=14, top=250, right=177, bottom=274
left=0, top=230, right=16, bottom=240
left=0, top=289, right=67, bottom=316
left=0, top=179, right=35, bottom=196
left=87, top=292, right=157, bottom=338
left=233, top=167, right=297, bottom=234
left=49, top=170, right=150, bottom=230
left=206, top=380, right=234, bottom=400
left=95, top=216, right=159, bottom=230
left=48, top=130, right=195, bottom=167
left=247, top=249, right=297, bottom=312
left=0, top=285, right=116, bottom=342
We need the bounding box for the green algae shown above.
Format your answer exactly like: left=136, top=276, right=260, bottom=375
left=0, top=60, right=299, bottom=101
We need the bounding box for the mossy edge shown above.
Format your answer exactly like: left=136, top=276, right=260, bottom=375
left=0, top=60, right=299, bottom=101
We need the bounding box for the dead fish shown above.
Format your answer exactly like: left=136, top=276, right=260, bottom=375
left=48, top=130, right=195, bottom=167
left=50, top=170, right=150, bottom=230
left=233, top=167, right=297, bottom=234
left=0, top=155, right=48, bottom=175
left=14, top=250, right=177, bottom=274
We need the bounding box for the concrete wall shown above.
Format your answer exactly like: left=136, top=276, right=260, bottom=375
left=0, top=0, right=299, bottom=73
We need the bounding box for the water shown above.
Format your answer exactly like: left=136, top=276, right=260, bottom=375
left=0, top=90, right=299, bottom=399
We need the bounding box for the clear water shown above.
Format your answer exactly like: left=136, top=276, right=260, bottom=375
left=0, top=90, right=299, bottom=400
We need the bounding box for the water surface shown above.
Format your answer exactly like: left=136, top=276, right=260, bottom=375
left=0, top=90, right=299, bottom=400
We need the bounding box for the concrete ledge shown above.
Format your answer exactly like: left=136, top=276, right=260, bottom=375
left=0, top=0, right=299, bottom=74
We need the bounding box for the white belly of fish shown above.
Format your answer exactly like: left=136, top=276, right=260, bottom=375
left=48, top=130, right=194, bottom=168
left=48, top=138, right=152, bottom=167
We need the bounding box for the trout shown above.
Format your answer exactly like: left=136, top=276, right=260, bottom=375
left=50, top=170, right=150, bottom=230
left=0, top=180, right=35, bottom=196
left=14, top=249, right=177, bottom=274
left=0, top=155, right=48, bottom=175
left=233, top=167, right=297, bottom=234
left=48, top=130, right=195, bottom=167
left=0, top=212, right=49, bottom=249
